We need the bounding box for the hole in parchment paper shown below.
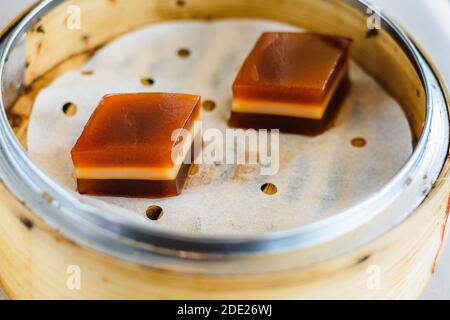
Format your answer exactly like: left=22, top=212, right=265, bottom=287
left=202, top=100, right=216, bottom=111
left=177, top=48, right=191, bottom=58
left=261, top=183, right=277, bottom=195
left=146, top=205, right=164, bottom=221
left=81, top=70, right=94, bottom=76
left=176, top=0, right=186, bottom=7
left=140, top=78, right=155, bottom=86
left=351, top=137, right=367, bottom=148
left=62, top=102, right=77, bottom=116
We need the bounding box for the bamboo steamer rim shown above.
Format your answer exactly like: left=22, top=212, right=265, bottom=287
left=0, top=0, right=448, bottom=275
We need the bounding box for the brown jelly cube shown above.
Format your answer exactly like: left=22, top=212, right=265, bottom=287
left=230, top=32, right=352, bottom=134
left=71, top=93, right=201, bottom=198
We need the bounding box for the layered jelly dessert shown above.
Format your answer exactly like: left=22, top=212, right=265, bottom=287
left=229, top=32, right=352, bottom=135
left=71, top=93, right=201, bottom=198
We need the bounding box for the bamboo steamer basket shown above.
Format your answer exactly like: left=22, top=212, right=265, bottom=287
left=0, top=0, right=449, bottom=300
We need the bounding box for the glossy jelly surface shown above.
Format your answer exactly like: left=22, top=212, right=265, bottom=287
left=233, top=32, right=352, bottom=104
left=71, top=93, right=201, bottom=171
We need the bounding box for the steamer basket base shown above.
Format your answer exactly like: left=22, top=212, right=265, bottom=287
left=0, top=172, right=448, bottom=299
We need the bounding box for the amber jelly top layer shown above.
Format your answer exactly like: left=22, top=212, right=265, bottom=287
left=71, top=93, right=201, bottom=180
left=233, top=32, right=352, bottom=105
